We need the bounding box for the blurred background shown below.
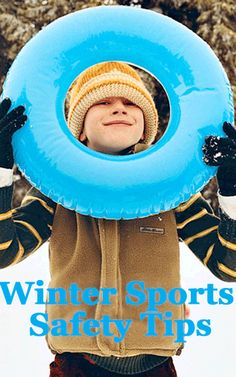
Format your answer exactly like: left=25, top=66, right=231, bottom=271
left=0, top=0, right=236, bottom=212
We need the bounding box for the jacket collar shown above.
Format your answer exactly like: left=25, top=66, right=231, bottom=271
left=120, top=143, right=150, bottom=155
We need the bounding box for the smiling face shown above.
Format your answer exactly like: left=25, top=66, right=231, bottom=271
left=79, top=96, right=145, bottom=155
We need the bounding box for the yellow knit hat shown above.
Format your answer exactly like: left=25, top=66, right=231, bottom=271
left=67, top=61, right=158, bottom=144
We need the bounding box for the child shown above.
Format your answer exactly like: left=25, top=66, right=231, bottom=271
left=1, top=62, right=236, bottom=377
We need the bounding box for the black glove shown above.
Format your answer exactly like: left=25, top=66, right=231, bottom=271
left=0, top=98, right=27, bottom=169
left=202, top=121, right=236, bottom=196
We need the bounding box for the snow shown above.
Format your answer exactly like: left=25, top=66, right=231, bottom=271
left=0, top=241, right=235, bottom=377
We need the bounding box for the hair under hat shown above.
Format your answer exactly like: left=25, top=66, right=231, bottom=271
left=67, top=61, right=158, bottom=144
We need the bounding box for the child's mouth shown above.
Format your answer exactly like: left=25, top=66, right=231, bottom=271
left=103, top=120, right=132, bottom=126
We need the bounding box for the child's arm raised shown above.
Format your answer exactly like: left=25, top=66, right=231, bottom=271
left=0, top=98, right=56, bottom=268
left=0, top=185, right=56, bottom=268
left=174, top=192, right=236, bottom=282
left=175, top=122, right=236, bottom=282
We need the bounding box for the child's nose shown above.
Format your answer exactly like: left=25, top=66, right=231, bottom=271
left=111, top=100, right=127, bottom=114
left=112, top=108, right=128, bottom=115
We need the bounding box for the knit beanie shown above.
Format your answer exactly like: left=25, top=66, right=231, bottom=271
left=67, top=62, right=158, bottom=144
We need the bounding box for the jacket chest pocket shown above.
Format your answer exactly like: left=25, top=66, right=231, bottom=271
left=119, top=211, right=179, bottom=253
left=119, top=212, right=180, bottom=286
left=120, top=214, right=167, bottom=237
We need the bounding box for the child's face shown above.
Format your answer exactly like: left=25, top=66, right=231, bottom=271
left=79, top=96, right=145, bottom=154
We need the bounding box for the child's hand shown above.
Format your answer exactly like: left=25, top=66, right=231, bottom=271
left=202, top=122, right=236, bottom=196
left=0, top=98, right=27, bottom=169
left=202, top=122, right=236, bottom=167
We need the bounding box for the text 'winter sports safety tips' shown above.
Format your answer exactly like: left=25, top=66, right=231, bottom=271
left=0, top=280, right=235, bottom=343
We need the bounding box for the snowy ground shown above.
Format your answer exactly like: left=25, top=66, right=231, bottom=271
left=0, top=241, right=235, bottom=377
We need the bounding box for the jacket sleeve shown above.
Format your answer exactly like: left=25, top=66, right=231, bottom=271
left=0, top=184, right=56, bottom=269
left=175, top=192, right=236, bottom=282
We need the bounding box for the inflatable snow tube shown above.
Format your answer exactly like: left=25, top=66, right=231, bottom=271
left=1, top=5, right=234, bottom=219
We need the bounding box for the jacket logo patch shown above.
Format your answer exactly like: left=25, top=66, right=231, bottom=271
left=139, top=226, right=165, bottom=235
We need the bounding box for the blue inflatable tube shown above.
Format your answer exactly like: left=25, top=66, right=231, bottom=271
left=1, top=6, right=234, bottom=219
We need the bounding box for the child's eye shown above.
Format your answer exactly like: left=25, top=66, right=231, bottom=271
left=97, top=101, right=110, bottom=105
left=125, top=102, right=136, bottom=106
